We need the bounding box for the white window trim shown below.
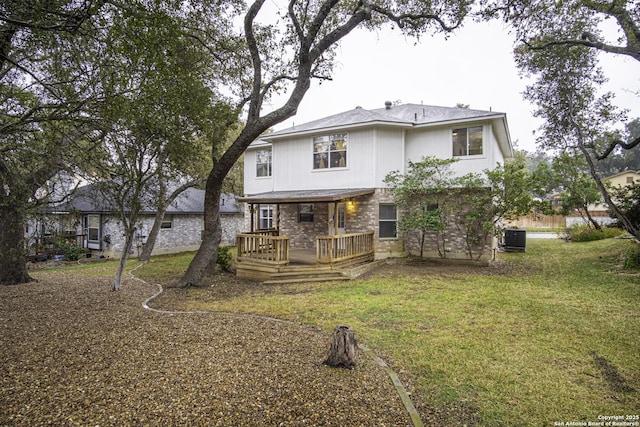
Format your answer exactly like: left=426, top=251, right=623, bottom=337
left=452, top=125, right=486, bottom=159
left=256, top=148, right=272, bottom=178
left=378, top=203, right=398, bottom=239
left=312, top=133, right=348, bottom=170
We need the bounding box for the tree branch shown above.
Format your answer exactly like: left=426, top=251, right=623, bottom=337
left=244, top=0, right=267, bottom=122
left=524, top=37, right=640, bottom=62
left=593, top=135, right=640, bottom=160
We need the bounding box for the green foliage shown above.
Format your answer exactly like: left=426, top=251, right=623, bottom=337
left=608, top=182, right=640, bottom=232
left=57, top=239, right=89, bottom=261
left=505, top=0, right=640, bottom=239
left=384, top=156, right=543, bottom=260
left=384, top=157, right=458, bottom=257
left=553, top=152, right=602, bottom=220
left=565, top=224, right=624, bottom=242
left=216, top=246, right=233, bottom=272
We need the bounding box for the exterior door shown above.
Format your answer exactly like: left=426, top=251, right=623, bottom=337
left=84, top=214, right=102, bottom=250
left=328, top=202, right=346, bottom=235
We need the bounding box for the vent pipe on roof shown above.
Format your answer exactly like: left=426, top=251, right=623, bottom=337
left=385, top=100, right=392, bottom=109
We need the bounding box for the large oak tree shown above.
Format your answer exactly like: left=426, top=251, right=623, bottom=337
left=175, top=0, right=472, bottom=287
left=486, top=0, right=640, bottom=238
left=0, top=1, right=104, bottom=284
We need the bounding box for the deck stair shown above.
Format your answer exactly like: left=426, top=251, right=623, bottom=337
left=260, top=259, right=385, bottom=285
left=261, top=265, right=350, bottom=285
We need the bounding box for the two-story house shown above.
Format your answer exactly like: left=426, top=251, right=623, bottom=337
left=237, top=102, right=514, bottom=281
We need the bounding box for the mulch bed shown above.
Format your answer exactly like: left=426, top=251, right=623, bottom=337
left=0, top=269, right=414, bottom=426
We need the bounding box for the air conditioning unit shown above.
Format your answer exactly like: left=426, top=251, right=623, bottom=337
left=504, top=228, right=526, bottom=252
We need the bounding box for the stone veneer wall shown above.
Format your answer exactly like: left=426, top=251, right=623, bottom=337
left=402, top=193, right=495, bottom=261
left=240, top=188, right=495, bottom=261
left=352, top=188, right=406, bottom=259
left=92, top=213, right=243, bottom=258
left=278, top=203, right=329, bottom=249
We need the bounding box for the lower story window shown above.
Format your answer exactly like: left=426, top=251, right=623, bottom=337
left=259, top=205, right=273, bottom=229
left=86, top=214, right=100, bottom=242
left=298, top=204, right=314, bottom=223
left=161, top=215, right=173, bottom=229
left=379, top=204, right=397, bottom=238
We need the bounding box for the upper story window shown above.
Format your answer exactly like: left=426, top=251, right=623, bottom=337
left=256, top=148, right=272, bottom=177
left=313, top=134, right=347, bottom=169
left=452, top=126, right=483, bottom=157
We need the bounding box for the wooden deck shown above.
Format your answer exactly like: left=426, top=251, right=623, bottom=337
left=235, top=232, right=376, bottom=283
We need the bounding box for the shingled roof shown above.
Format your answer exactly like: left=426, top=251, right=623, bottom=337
left=49, top=185, right=241, bottom=215
left=263, top=103, right=506, bottom=140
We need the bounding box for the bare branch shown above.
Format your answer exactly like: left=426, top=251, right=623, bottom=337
left=594, top=135, right=640, bottom=160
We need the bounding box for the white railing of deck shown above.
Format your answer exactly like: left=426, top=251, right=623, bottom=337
left=236, top=233, right=289, bottom=264
left=316, top=231, right=374, bottom=264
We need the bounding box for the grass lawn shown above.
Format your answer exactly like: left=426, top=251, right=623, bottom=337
left=42, top=238, right=640, bottom=425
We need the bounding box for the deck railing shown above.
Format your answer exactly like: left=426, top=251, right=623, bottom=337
left=316, top=231, right=375, bottom=264
left=236, top=232, right=289, bottom=265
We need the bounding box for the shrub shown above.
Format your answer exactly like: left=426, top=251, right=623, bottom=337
left=57, top=239, right=89, bottom=261
left=624, top=243, right=640, bottom=269
left=216, top=245, right=233, bottom=272
left=565, top=224, right=624, bottom=242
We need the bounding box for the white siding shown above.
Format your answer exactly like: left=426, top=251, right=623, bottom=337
left=245, top=121, right=509, bottom=194
left=244, top=147, right=274, bottom=195
left=374, top=127, right=405, bottom=186
left=404, top=127, right=450, bottom=165
left=268, top=128, right=384, bottom=191
left=405, top=123, right=505, bottom=178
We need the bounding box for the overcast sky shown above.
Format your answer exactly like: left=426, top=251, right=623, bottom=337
left=268, top=20, right=640, bottom=153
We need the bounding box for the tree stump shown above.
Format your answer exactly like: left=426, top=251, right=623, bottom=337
left=324, top=325, right=357, bottom=369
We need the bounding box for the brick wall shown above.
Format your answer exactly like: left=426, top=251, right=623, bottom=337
left=239, top=188, right=494, bottom=261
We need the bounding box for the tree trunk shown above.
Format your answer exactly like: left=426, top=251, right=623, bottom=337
left=173, top=175, right=223, bottom=287
left=140, top=177, right=206, bottom=262
left=112, top=230, right=134, bottom=291
left=581, top=204, right=602, bottom=230
left=139, top=205, right=166, bottom=262
left=579, top=144, right=640, bottom=238
left=324, top=326, right=357, bottom=369
left=0, top=203, right=33, bottom=285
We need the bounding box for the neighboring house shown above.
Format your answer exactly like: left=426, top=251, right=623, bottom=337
left=511, top=170, right=640, bottom=229
left=31, top=186, right=243, bottom=259
left=237, top=102, right=513, bottom=279
left=605, top=170, right=640, bottom=188
left=567, top=170, right=640, bottom=227
left=566, top=169, right=640, bottom=227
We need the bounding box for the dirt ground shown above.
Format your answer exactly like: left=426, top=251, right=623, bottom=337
left=0, top=259, right=502, bottom=426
